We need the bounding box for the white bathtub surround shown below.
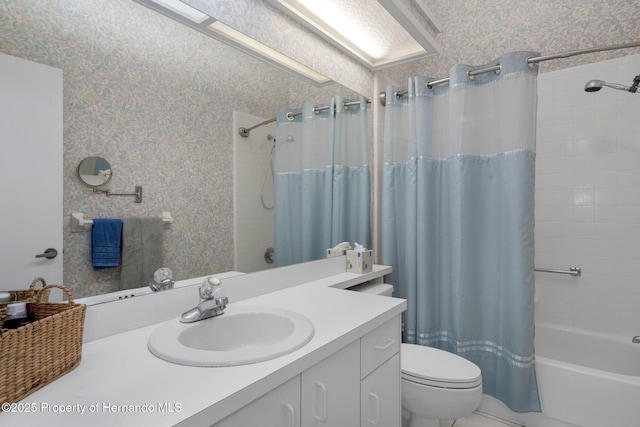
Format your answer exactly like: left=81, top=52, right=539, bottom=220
left=535, top=53, right=640, bottom=337
left=479, top=323, right=640, bottom=427
left=1, top=258, right=405, bottom=426
left=477, top=53, right=640, bottom=427
left=233, top=111, right=276, bottom=273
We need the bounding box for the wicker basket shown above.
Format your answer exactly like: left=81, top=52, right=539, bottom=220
left=1, top=277, right=51, bottom=308
left=0, top=284, right=86, bottom=406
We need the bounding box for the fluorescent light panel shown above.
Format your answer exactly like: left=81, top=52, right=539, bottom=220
left=135, top=0, right=332, bottom=86
left=266, top=0, right=440, bottom=70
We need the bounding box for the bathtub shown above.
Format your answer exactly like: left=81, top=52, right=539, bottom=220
left=478, top=323, right=640, bottom=427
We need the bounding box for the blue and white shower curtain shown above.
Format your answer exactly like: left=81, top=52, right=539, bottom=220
left=382, top=52, right=541, bottom=412
left=274, top=95, right=370, bottom=267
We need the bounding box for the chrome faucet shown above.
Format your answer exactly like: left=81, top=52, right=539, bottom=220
left=149, top=267, right=175, bottom=292
left=633, top=336, right=640, bottom=344
left=180, top=276, right=228, bottom=323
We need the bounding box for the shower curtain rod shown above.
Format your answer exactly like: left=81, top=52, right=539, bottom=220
left=380, top=40, right=640, bottom=105
left=238, top=98, right=372, bottom=138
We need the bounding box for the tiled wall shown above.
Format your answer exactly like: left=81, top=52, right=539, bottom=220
left=535, top=54, right=640, bottom=337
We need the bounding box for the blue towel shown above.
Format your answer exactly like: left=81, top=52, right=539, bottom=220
left=92, top=218, right=123, bottom=270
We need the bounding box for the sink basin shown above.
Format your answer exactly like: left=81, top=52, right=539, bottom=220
left=148, top=305, right=315, bottom=367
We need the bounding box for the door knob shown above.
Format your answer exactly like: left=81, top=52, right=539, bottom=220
left=35, top=248, right=58, bottom=259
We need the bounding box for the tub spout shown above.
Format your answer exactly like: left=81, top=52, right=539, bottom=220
left=632, top=336, right=640, bottom=344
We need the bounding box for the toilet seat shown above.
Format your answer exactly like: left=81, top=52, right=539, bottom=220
left=401, top=343, right=482, bottom=389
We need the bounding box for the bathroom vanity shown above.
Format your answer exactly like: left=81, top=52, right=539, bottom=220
left=1, top=257, right=406, bottom=426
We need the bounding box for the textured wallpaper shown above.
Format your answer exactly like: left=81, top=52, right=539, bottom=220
left=185, top=0, right=373, bottom=97
left=3, top=0, right=639, bottom=298
left=380, top=0, right=640, bottom=83
left=0, top=0, right=355, bottom=298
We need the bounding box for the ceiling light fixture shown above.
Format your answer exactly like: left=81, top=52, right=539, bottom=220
left=133, top=0, right=332, bottom=87
left=265, top=0, right=440, bottom=70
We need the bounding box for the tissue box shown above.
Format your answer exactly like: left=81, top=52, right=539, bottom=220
left=346, top=249, right=373, bottom=273
left=326, top=248, right=347, bottom=257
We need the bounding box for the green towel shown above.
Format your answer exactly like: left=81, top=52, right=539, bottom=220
left=121, top=217, right=164, bottom=290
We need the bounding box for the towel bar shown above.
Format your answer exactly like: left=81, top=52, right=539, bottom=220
left=71, top=211, right=173, bottom=232
left=534, top=267, right=581, bottom=277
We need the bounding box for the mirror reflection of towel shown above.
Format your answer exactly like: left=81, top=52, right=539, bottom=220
left=91, top=219, right=123, bottom=270
left=121, top=218, right=164, bottom=290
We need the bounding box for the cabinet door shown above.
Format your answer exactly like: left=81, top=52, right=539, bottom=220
left=301, top=340, right=360, bottom=427
left=213, top=376, right=300, bottom=427
left=361, top=353, right=401, bottom=427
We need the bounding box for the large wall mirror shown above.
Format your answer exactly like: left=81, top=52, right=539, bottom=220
left=0, top=0, right=367, bottom=301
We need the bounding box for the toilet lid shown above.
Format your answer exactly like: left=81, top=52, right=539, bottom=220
left=401, top=344, right=482, bottom=389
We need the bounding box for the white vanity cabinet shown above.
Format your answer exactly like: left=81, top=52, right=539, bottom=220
left=360, top=316, right=402, bottom=427
left=212, top=376, right=301, bottom=427
left=301, top=340, right=360, bottom=426
left=0, top=262, right=406, bottom=427
left=212, top=316, right=402, bottom=427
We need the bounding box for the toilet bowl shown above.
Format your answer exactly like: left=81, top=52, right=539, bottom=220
left=401, top=343, right=482, bottom=427
left=348, top=282, right=483, bottom=427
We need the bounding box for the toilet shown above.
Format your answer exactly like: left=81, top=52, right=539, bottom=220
left=401, top=343, right=482, bottom=427
left=350, top=282, right=483, bottom=427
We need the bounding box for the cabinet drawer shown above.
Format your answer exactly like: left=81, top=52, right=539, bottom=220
left=360, top=315, right=400, bottom=379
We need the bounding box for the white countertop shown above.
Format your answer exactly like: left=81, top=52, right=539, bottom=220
left=1, top=265, right=405, bottom=426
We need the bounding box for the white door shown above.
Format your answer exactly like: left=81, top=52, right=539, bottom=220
left=0, top=53, right=63, bottom=300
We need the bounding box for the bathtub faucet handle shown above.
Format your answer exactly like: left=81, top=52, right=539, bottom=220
left=632, top=336, right=640, bottom=344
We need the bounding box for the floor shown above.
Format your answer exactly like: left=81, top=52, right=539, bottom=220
left=440, top=411, right=523, bottom=427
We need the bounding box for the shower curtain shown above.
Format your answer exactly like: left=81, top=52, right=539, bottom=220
left=274, top=95, right=370, bottom=267
left=382, top=52, right=541, bottom=412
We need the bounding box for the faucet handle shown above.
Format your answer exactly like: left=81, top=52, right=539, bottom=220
left=200, top=276, right=222, bottom=300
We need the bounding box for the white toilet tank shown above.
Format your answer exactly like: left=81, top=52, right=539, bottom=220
left=348, top=282, right=394, bottom=296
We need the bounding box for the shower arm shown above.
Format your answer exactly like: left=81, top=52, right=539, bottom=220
left=238, top=117, right=277, bottom=138
left=601, top=81, right=636, bottom=92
